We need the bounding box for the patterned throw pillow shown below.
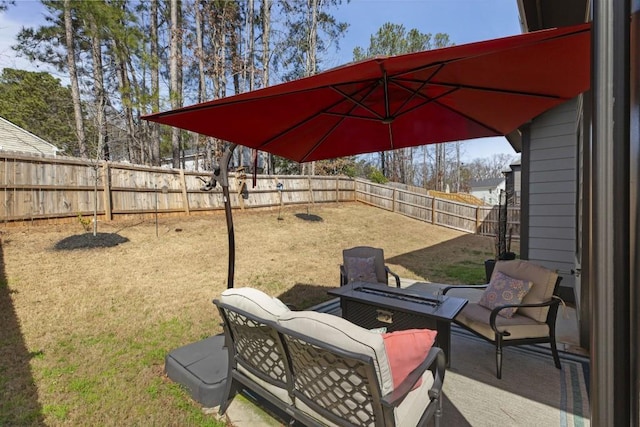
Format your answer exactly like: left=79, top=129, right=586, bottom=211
left=344, top=256, right=378, bottom=283
left=478, top=271, right=533, bottom=318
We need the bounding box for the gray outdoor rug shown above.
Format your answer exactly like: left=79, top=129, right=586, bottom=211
left=438, top=327, right=590, bottom=427
left=313, top=298, right=590, bottom=427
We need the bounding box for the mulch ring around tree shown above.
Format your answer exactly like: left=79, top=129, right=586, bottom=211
left=54, top=233, right=129, bottom=250
left=294, top=213, right=323, bottom=222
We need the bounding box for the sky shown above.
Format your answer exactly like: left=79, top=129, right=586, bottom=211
left=0, top=0, right=522, bottom=163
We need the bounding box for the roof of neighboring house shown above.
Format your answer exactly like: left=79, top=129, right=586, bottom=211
left=0, top=116, right=59, bottom=156
left=502, top=157, right=522, bottom=174
left=469, top=178, right=505, bottom=189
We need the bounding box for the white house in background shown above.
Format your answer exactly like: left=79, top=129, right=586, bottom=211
left=468, top=177, right=505, bottom=205
left=0, top=116, right=59, bottom=156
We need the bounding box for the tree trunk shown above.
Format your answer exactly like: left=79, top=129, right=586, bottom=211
left=195, top=0, right=210, bottom=171
left=229, top=3, right=242, bottom=95
left=247, top=0, right=255, bottom=91
left=150, top=0, right=160, bottom=165
left=170, top=0, right=182, bottom=168
left=63, top=0, right=87, bottom=158
left=301, top=0, right=320, bottom=175
left=89, top=16, right=106, bottom=161
left=261, top=0, right=272, bottom=173
left=456, top=142, right=461, bottom=192
left=307, top=0, right=318, bottom=76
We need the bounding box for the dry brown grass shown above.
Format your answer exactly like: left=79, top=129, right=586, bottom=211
left=0, top=202, right=496, bottom=425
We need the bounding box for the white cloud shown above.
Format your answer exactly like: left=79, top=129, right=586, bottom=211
left=0, top=10, right=68, bottom=84
left=0, top=12, right=35, bottom=71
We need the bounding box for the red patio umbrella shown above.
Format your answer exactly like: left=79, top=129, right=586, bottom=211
left=144, top=22, right=590, bottom=163
left=143, top=23, right=590, bottom=288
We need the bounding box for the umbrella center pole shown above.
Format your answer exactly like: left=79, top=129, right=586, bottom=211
left=220, top=143, right=237, bottom=289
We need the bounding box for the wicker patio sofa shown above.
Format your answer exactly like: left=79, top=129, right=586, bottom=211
left=213, top=287, right=446, bottom=427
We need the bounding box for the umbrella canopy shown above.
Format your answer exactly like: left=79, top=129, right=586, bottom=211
left=144, top=23, right=590, bottom=162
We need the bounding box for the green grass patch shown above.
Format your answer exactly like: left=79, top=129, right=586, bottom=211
left=431, top=261, right=487, bottom=284
left=42, top=403, right=70, bottom=421
left=165, top=382, right=224, bottom=426
left=68, top=377, right=100, bottom=403
left=41, top=363, right=77, bottom=379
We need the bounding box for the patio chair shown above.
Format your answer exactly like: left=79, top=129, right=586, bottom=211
left=340, top=246, right=401, bottom=288
left=442, top=259, right=563, bottom=379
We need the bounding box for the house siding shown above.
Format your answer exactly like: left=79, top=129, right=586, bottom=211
left=526, top=98, right=578, bottom=290
left=0, top=117, right=58, bottom=156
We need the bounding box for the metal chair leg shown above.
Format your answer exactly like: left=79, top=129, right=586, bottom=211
left=550, top=337, right=562, bottom=369
left=496, top=337, right=503, bottom=379
left=434, top=394, right=442, bottom=427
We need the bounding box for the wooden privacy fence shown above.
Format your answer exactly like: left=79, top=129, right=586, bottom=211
left=0, top=152, right=520, bottom=239
left=0, top=152, right=355, bottom=222
left=355, top=179, right=520, bottom=239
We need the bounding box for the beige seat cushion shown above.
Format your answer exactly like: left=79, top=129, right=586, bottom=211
left=219, top=287, right=292, bottom=404
left=492, top=260, right=558, bottom=322
left=220, top=287, right=290, bottom=320
left=456, top=303, right=550, bottom=341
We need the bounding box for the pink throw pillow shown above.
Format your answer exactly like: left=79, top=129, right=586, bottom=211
left=382, top=329, right=437, bottom=390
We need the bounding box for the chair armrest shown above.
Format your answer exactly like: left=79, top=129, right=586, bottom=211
left=381, top=347, right=446, bottom=407
left=385, top=266, right=402, bottom=288
left=442, top=284, right=488, bottom=295
left=489, top=298, right=561, bottom=335
left=340, top=265, right=347, bottom=286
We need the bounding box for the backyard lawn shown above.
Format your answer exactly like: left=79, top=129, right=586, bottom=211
left=0, top=202, right=501, bottom=425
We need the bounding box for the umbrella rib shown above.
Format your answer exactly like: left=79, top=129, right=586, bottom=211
left=388, top=64, right=446, bottom=117
left=322, top=112, right=387, bottom=122
left=384, top=79, right=505, bottom=134
left=396, top=77, right=564, bottom=100
left=300, top=117, right=350, bottom=163
left=431, top=98, right=504, bottom=134
left=388, top=86, right=460, bottom=118
left=432, top=81, right=564, bottom=99
left=256, top=91, right=367, bottom=151
left=383, top=70, right=391, bottom=120
left=331, top=84, right=384, bottom=120
left=301, top=86, right=374, bottom=162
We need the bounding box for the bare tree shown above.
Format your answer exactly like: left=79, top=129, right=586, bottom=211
left=170, top=0, right=183, bottom=168
left=149, top=0, right=160, bottom=165
left=63, top=0, right=87, bottom=158
left=87, top=12, right=106, bottom=161
left=261, top=0, right=272, bottom=173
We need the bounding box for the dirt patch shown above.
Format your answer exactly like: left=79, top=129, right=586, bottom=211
left=53, top=232, right=130, bottom=250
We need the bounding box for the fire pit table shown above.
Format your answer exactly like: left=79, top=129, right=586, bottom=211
left=328, top=282, right=467, bottom=366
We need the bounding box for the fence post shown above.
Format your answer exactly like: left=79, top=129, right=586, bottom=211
left=101, top=162, right=112, bottom=221
left=354, top=179, right=358, bottom=202
left=335, top=177, right=339, bottom=202
left=179, top=169, right=190, bottom=215
left=431, top=196, right=436, bottom=224
left=475, top=206, right=481, bottom=234
left=392, top=188, right=397, bottom=212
